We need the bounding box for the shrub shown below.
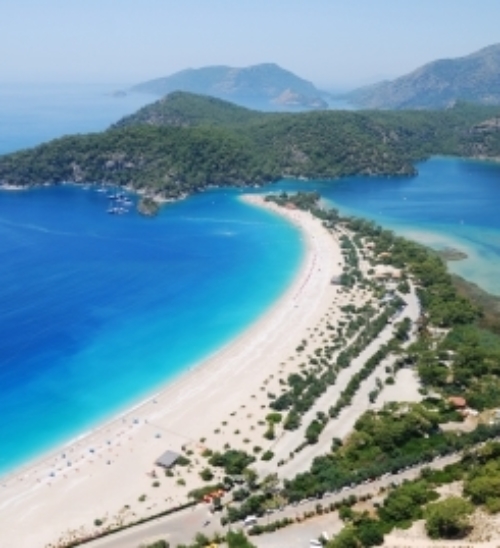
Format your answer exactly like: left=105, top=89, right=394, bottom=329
left=266, top=412, right=283, bottom=424
left=425, top=497, right=473, bottom=539
left=200, top=468, right=214, bottom=481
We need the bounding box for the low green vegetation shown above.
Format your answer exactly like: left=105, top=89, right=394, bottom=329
left=325, top=441, right=500, bottom=546
left=425, top=497, right=473, bottom=539
left=140, top=541, right=169, bottom=548
left=208, top=449, right=255, bottom=476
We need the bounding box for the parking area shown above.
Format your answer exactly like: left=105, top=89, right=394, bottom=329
left=251, top=513, right=343, bottom=548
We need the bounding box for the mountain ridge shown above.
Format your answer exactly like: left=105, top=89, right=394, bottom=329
left=131, top=63, right=329, bottom=110
left=345, top=43, right=500, bottom=110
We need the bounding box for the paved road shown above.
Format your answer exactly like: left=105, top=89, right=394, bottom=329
left=86, top=453, right=460, bottom=548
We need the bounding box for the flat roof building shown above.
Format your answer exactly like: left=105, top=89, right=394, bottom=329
left=155, top=450, right=180, bottom=469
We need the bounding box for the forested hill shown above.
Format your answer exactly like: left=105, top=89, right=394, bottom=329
left=1, top=93, right=500, bottom=201
left=113, top=91, right=267, bottom=128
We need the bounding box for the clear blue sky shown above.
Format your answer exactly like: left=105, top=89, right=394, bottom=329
left=3, top=0, right=500, bottom=89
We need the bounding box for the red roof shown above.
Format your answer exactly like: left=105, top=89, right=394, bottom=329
left=448, top=396, right=467, bottom=408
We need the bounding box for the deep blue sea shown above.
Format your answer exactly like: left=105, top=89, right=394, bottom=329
left=1, top=84, right=500, bottom=476
left=0, top=83, right=153, bottom=154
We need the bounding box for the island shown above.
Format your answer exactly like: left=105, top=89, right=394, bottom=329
left=138, top=196, right=160, bottom=216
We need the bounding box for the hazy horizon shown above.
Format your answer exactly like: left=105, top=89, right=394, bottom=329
left=3, top=1, right=500, bottom=90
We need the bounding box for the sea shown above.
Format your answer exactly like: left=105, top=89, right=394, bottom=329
left=0, top=84, right=304, bottom=475
left=1, top=84, right=499, bottom=476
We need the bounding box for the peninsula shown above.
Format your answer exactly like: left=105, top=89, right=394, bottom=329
left=1, top=93, right=500, bottom=204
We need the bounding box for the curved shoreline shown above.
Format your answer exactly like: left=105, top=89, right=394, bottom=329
left=0, top=193, right=304, bottom=481
left=0, top=194, right=343, bottom=548
left=0, top=185, right=301, bottom=479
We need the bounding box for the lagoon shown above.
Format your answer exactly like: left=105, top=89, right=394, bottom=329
left=272, top=156, right=500, bottom=295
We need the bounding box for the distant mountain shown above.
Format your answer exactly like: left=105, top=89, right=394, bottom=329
left=345, top=44, right=500, bottom=110
left=131, top=63, right=329, bottom=110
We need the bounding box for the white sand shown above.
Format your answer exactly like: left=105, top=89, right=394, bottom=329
left=0, top=195, right=344, bottom=548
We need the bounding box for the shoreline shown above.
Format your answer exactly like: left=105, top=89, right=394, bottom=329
left=0, top=193, right=343, bottom=548
left=0, top=193, right=304, bottom=482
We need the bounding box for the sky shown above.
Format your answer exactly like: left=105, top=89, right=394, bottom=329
left=2, top=0, right=500, bottom=90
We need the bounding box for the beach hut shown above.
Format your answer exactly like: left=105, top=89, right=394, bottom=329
left=155, top=450, right=180, bottom=469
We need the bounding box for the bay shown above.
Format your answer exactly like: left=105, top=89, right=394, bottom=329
left=0, top=185, right=302, bottom=475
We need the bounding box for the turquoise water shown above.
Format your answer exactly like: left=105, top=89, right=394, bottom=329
left=272, top=157, right=500, bottom=295
left=0, top=186, right=303, bottom=476
left=2, top=84, right=500, bottom=477
left=0, top=85, right=304, bottom=476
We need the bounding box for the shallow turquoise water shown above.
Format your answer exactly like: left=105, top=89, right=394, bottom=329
left=271, top=157, right=500, bottom=295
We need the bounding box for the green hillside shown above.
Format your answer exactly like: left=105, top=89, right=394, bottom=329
left=1, top=93, right=500, bottom=200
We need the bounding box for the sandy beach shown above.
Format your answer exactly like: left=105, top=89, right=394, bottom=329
left=0, top=194, right=344, bottom=548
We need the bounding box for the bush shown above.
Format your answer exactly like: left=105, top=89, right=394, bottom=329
left=209, top=449, right=255, bottom=475
left=425, top=497, right=473, bottom=539
left=261, top=451, right=274, bottom=461
left=200, top=468, right=214, bottom=481
left=142, top=541, right=169, bottom=548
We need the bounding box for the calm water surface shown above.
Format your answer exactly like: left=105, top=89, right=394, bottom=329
left=0, top=186, right=302, bottom=475
left=272, top=157, right=500, bottom=295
